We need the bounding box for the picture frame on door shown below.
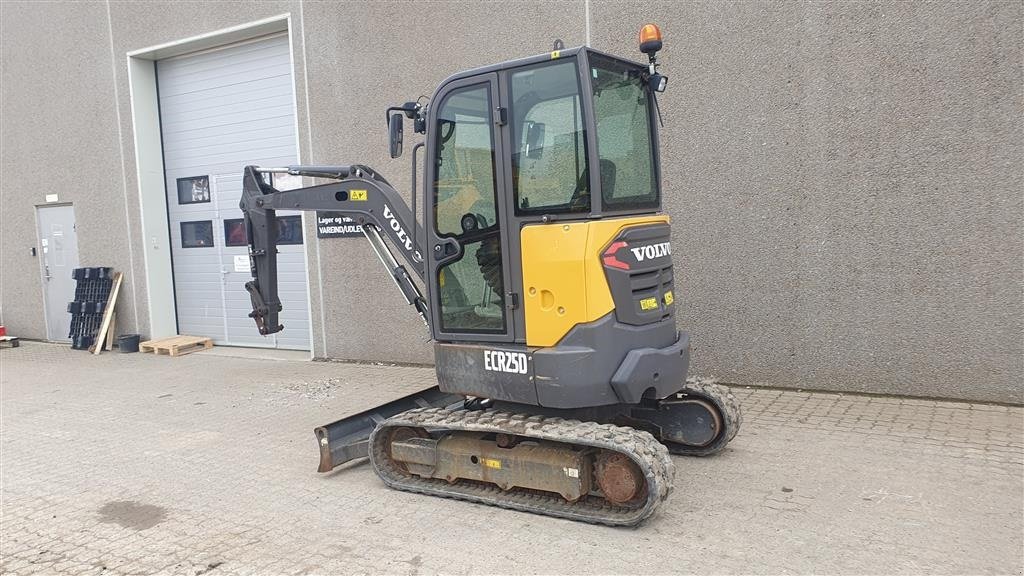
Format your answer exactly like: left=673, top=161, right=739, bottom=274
left=177, top=175, right=210, bottom=204
left=180, top=220, right=214, bottom=248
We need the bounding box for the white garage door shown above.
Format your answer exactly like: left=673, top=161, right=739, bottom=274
left=157, top=33, right=310, bottom=350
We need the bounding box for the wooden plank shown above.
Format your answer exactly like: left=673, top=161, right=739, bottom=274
left=105, top=312, right=116, bottom=351
left=91, top=272, right=123, bottom=355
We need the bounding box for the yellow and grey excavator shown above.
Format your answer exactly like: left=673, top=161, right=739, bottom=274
left=240, top=25, right=740, bottom=526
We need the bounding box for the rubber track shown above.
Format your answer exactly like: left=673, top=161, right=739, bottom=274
left=665, top=379, right=743, bottom=457
left=369, top=407, right=676, bottom=527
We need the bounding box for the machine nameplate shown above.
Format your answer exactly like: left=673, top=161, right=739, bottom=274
left=631, top=242, right=671, bottom=262
left=484, top=350, right=529, bottom=374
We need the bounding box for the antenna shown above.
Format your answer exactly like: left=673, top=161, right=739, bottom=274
left=553, top=39, right=565, bottom=51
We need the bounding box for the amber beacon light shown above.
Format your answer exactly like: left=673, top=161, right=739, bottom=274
left=638, top=24, right=667, bottom=93
left=639, top=23, right=663, bottom=55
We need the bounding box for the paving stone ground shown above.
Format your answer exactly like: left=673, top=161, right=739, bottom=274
left=1, top=342, right=1021, bottom=575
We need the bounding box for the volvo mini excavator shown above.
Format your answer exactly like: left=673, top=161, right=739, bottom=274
left=240, top=25, right=740, bottom=526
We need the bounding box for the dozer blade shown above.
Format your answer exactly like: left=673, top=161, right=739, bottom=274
left=314, top=386, right=463, bottom=472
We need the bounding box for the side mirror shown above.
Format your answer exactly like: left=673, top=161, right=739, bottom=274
left=388, top=113, right=404, bottom=158
left=525, top=121, right=546, bottom=159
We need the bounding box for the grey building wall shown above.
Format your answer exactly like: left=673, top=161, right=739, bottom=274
left=1, top=2, right=143, bottom=341
left=1, top=1, right=1020, bottom=403
left=591, top=1, right=1023, bottom=402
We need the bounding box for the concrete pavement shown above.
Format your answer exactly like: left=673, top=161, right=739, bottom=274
left=1, top=342, right=1021, bottom=575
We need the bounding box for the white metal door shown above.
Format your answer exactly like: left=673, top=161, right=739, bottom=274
left=157, top=33, right=310, bottom=349
left=36, top=205, right=80, bottom=341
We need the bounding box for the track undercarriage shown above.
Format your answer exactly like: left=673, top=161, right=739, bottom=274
left=317, top=380, right=740, bottom=526
left=371, top=409, right=674, bottom=526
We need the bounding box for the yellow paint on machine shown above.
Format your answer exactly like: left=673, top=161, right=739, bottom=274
left=520, top=214, right=670, bottom=347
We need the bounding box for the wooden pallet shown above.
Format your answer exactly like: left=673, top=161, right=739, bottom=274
left=139, top=335, right=213, bottom=357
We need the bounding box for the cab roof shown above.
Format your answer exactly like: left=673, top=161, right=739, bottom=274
left=433, top=46, right=648, bottom=96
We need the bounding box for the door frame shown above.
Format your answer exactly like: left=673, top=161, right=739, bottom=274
left=126, top=14, right=314, bottom=355
left=424, top=73, right=517, bottom=344
left=35, top=203, right=78, bottom=342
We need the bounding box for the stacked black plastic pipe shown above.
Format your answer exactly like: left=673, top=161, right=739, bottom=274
left=68, top=267, right=113, bottom=350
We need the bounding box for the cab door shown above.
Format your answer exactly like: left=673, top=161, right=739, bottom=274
left=426, top=73, right=515, bottom=343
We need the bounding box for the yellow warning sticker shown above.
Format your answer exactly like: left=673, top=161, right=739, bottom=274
left=663, top=291, right=674, bottom=306
left=640, top=297, right=659, bottom=311
left=551, top=50, right=560, bottom=59
left=483, top=458, right=502, bottom=470
left=350, top=189, right=368, bottom=201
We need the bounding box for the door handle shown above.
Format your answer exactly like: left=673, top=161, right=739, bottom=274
left=433, top=237, right=462, bottom=266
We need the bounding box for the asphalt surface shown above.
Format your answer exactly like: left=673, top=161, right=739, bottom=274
left=1, top=342, right=1021, bottom=575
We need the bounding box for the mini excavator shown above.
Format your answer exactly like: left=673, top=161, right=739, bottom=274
left=240, top=25, right=740, bottom=526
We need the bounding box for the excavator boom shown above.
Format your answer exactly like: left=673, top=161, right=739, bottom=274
left=239, top=164, right=428, bottom=335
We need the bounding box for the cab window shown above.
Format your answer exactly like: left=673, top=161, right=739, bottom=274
left=590, top=53, right=658, bottom=210
left=510, top=59, right=589, bottom=214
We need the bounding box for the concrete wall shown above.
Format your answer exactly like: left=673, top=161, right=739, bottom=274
left=1, top=2, right=142, bottom=340
left=1, top=1, right=1020, bottom=403
left=589, top=1, right=1023, bottom=403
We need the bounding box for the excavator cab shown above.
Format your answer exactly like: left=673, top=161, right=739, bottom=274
left=424, top=47, right=663, bottom=340
left=239, top=26, right=740, bottom=526
left=414, top=46, right=688, bottom=411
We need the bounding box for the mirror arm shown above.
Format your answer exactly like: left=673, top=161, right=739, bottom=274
left=386, top=102, right=420, bottom=124
left=411, top=142, right=424, bottom=247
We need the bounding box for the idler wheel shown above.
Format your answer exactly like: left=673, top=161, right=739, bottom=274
left=595, top=452, right=646, bottom=505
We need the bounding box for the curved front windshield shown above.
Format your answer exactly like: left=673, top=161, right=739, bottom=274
left=590, top=53, right=658, bottom=210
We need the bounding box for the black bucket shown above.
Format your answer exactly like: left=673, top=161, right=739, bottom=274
left=118, top=334, right=140, bottom=353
